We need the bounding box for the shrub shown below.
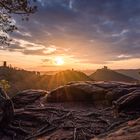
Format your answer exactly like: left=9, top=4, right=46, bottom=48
left=0, top=79, right=11, bottom=92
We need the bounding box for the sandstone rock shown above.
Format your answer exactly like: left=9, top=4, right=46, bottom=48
left=106, top=88, right=129, bottom=105
left=0, top=82, right=140, bottom=140
left=12, top=89, right=48, bottom=108
left=92, top=117, right=140, bottom=140
left=47, top=82, right=140, bottom=104
left=0, top=87, right=14, bottom=129
left=93, top=81, right=123, bottom=89
left=47, top=82, right=107, bottom=102
left=113, top=90, right=140, bottom=113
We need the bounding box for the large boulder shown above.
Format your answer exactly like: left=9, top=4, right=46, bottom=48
left=0, top=87, right=14, bottom=128
left=92, top=117, right=140, bottom=140
left=12, top=89, right=48, bottom=108
left=47, top=81, right=140, bottom=104
left=47, top=82, right=107, bottom=102
left=113, top=90, right=140, bottom=113
left=105, top=88, right=130, bottom=105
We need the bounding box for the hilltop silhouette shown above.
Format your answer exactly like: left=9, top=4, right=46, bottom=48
left=47, top=70, right=93, bottom=89
left=0, top=65, right=49, bottom=95
left=90, top=66, right=138, bottom=83
left=116, top=69, right=140, bottom=80
left=0, top=64, right=139, bottom=96
left=0, top=66, right=93, bottom=94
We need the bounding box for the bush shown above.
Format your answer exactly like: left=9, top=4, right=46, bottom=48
left=0, top=79, right=11, bottom=92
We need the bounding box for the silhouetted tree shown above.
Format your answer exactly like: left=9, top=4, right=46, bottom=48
left=0, top=0, right=37, bottom=45
left=0, top=0, right=37, bottom=129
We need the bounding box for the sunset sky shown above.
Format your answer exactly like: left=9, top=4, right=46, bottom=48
left=0, top=0, right=140, bottom=71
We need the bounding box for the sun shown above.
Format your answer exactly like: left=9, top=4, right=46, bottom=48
left=54, top=57, right=64, bottom=65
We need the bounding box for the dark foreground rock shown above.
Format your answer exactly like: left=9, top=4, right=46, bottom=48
left=47, top=81, right=140, bottom=105
left=113, top=90, right=140, bottom=114
left=92, top=117, right=140, bottom=140
left=12, top=89, right=48, bottom=108
left=47, top=82, right=107, bottom=102
left=0, top=82, right=140, bottom=140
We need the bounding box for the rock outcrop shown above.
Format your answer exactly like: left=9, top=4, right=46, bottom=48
left=47, top=82, right=140, bottom=105
left=47, top=82, right=107, bottom=102
left=92, top=117, right=140, bottom=140
left=113, top=90, right=140, bottom=114
left=12, top=89, right=48, bottom=108
left=90, top=67, right=138, bottom=82
left=0, top=82, right=140, bottom=140
left=0, top=87, right=14, bottom=129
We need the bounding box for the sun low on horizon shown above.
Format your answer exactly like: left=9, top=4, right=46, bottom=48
left=54, top=57, right=64, bottom=66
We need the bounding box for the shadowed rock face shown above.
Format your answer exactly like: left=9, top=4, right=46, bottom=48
left=0, top=87, right=14, bottom=129
left=47, top=82, right=107, bottom=102
left=0, top=82, right=140, bottom=140
left=113, top=90, right=140, bottom=113
left=106, top=88, right=130, bottom=104
left=47, top=82, right=140, bottom=105
left=92, top=117, right=140, bottom=140
left=12, top=89, right=48, bottom=108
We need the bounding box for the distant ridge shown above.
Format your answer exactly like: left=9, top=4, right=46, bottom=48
left=90, top=66, right=138, bottom=83
left=48, top=70, right=93, bottom=89
left=0, top=66, right=93, bottom=93
left=116, top=69, right=140, bottom=80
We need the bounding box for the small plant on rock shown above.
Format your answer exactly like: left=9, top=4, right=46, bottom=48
left=0, top=79, right=11, bottom=92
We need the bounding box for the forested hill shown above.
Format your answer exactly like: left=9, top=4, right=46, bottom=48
left=47, top=70, right=93, bottom=90
left=116, top=69, right=140, bottom=80
left=90, top=67, right=138, bottom=83
left=0, top=66, right=92, bottom=95
left=0, top=66, right=50, bottom=95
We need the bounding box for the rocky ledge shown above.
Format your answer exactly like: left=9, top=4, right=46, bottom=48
left=92, top=117, right=140, bottom=140
left=0, top=81, right=140, bottom=140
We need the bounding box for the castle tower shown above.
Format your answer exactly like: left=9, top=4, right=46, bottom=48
left=103, top=66, right=108, bottom=70
left=3, top=61, right=7, bottom=67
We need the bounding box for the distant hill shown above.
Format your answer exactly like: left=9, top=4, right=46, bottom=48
left=47, top=70, right=93, bottom=89
left=0, top=66, right=51, bottom=95
left=0, top=66, right=92, bottom=94
left=116, top=69, right=140, bottom=80
left=90, top=67, right=138, bottom=83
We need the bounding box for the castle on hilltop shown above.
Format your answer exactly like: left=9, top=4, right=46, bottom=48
left=0, top=61, right=7, bottom=67
left=3, top=61, right=7, bottom=67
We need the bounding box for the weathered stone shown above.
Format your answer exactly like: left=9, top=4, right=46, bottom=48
left=47, top=82, right=107, bottom=102
left=0, top=87, right=14, bottom=129
left=12, top=89, right=48, bottom=108
left=0, top=82, right=140, bottom=140
left=113, top=90, right=140, bottom=113
left=92, top=117, right=140, bottom=140
left=106, top=88, right=130, bottom=105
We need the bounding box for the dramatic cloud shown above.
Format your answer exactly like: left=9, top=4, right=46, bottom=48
left=1, top=0, right=140, bottom=70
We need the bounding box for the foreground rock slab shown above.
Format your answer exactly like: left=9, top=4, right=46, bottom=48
left=12, top=89, right=48, bottom=108
left=0, top=82, right=140, bottom=140
left=47, top=81, right=140, bottom=105
left=92, top=117, right=140, bottom=140
left=47, top=82, right=107, bottom=102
